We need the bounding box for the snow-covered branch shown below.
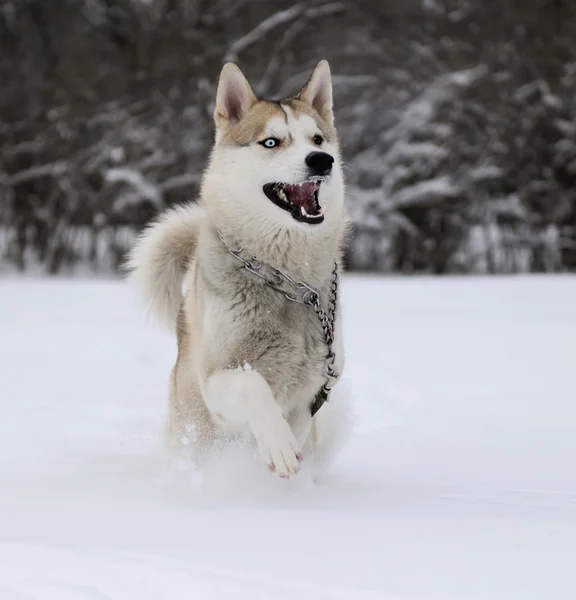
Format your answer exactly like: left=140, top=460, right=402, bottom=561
left=385, top=177, right=462, bottom=211
left=105, top=168, right=162, bottom=207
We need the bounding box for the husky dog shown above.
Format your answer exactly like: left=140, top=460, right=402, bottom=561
left=127, top=60, right=349, bottom=478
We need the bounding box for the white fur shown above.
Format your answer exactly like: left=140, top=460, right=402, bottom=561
left=127, top=61, right=350, bottom=478
left=203, top=107, right=345, bottom=274
left=204, top=368, right=302, bottom=477
left=125, top=202, right=204, bottom=329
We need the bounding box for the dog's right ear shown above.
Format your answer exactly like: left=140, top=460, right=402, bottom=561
left=214, top=63, right=257, bottom=129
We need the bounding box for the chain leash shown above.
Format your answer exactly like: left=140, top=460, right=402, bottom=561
left=217, top=230, right=339, bottom=415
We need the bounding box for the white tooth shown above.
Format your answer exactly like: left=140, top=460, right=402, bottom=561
left=278, top=189, right=287, bottom=200
left=300, top=206, right=306, bottom=216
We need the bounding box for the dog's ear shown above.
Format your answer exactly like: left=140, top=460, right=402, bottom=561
left=214, top=63, right=257, bottom=129
left=297, top=60, right=334, bottom=124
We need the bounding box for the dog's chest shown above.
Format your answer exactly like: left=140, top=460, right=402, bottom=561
left=209, top=271, right=331, bottom=398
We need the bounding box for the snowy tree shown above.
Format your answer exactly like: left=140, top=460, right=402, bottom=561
left=1, top=0, right=576, bottom=274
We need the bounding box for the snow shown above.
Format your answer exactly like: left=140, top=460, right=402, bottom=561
left=1, top=275, right=575, bottom=599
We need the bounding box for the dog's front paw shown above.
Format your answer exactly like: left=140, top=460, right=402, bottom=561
left=254, top=420, right=303, bottom=478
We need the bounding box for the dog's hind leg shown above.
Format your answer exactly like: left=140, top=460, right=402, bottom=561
left=288, top=407, right=313, bottom=453
left=203, top=368, right=303, bottom=478
left=165, top=366, right=216, bottom=464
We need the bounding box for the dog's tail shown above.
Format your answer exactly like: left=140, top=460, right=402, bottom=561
left=125, top=202, right=204, bottom=330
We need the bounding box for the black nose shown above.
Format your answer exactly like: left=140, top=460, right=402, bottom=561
left=305, top=151, right=334, bottom=177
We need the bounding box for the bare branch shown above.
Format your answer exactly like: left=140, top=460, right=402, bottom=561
left=224, top=4, right=305, bottom=63
left=5, top=162, right=67, bottom=186
left=257, top=2, right=348, bottom=95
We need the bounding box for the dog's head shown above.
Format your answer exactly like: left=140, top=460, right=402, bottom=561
left=202, top=61, right=345, bottom=236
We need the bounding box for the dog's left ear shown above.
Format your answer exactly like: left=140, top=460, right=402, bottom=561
left=297, top=60, right=334, bottom=124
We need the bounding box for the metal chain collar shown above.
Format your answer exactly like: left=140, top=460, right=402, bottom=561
left=217, top=230, right=339, bottom=416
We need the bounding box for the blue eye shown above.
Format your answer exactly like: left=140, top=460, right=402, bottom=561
left=261, top=138, right=279, bottom=148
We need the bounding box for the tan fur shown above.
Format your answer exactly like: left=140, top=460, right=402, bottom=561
left=220, top=101, right=286, bottom=146
left=283, top=98, right=337, bottom=143
left=220, top=99, right=337, bottom=148
left=127, top=60, right=350, bottom=478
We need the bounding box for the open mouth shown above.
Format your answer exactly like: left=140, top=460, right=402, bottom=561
left=263, top=181, right=324, bottom=225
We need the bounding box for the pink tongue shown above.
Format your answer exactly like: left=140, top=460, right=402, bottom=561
left=285, top=182, right=320, bottom=211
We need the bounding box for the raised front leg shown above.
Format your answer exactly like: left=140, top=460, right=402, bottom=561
left=204, top=368, right=303, bottom=477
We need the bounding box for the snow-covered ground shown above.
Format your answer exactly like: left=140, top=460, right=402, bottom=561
left=1, top=275, right=575, bottom=600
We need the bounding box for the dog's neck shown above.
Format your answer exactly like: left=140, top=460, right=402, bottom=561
left=214, top=217, right=345, bottom=284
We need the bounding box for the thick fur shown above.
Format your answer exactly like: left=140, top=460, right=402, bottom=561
left=127, top=61, right=350, bottom=477
left=126, top=202, right=204, bottom=329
